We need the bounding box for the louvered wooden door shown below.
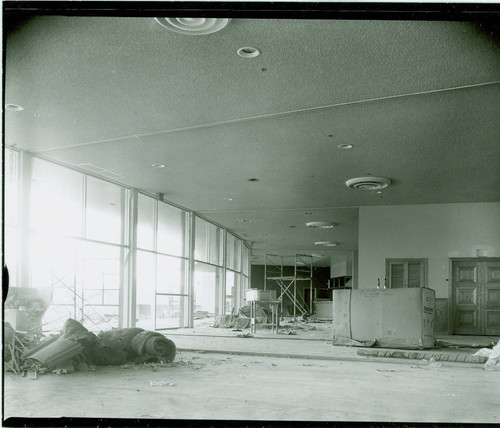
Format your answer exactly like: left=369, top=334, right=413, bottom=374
left=451, top=258, right=500, bottom=335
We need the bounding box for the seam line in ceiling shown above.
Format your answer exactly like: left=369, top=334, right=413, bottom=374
left=197, top=207, right=359, bottom=214
left=34, top=80, right=500, bottom=153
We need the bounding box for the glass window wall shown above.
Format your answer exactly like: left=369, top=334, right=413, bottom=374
left=135, top=195, right=189, bottom=330
left=86, top=176, right=127, bottom=245
left=5, top=150, right=251, bottom=332
left=193, top=262, right=222, bottom=327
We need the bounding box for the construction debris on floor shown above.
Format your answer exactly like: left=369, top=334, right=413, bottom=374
left=473, top=340, right=500, bottom=370
left=3, top=318, right=176, bottom=378
left=213, top=304, right=268, bottom=328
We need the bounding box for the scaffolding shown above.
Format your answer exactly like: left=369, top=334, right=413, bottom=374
left=265, top=254, right=314, bottom=319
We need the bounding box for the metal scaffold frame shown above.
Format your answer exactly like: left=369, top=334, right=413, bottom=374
left=265, top=254, right=313, bottom=319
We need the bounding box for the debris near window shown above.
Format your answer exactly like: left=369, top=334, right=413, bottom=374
left=236, top=333, right=254, bottom=338
left=6, top=318, right=177, bottom=379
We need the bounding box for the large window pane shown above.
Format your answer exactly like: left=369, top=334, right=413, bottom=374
left=194, top=262, right=221, bottom=326
left=241, top=276, right=249, bottom=307
left=156, top=255, right=187, bottom=294
left=137, top=193, right=155, bottom=250
left=225, top=271, right=239, bottom=315
left=194, top=217, right=208, bottom=262
left=4, top=149, right=20, bottom=286
left=157, top=202, right=188, bottom=257
left=30, top=158, right=83, bottom=237
left=156, top=295, right=188, bottom=329
left=5, top=148, right=19, bottom=226
left=80, top=242, right=121, bottom=330
left=208, top=223, right=223, bottom=266
left=86, top=176, right=127, bottom=245
left=136, top=250, right=156, bottom=330
left=226, top=234, right=242, bottom=272
left=242, top=245, right=250, bottom=276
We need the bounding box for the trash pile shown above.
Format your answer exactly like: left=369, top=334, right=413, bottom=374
left=213, top=304, right=272, bottom=329
left=473, top=339, right=500, bottom=370
left=3, top=318, right=176, bottom=378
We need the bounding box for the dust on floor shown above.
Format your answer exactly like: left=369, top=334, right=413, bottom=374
left=3, top=350, right=500, bottom=423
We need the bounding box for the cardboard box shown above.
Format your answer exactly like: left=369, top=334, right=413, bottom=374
left=332, top=288, right=435, bottom=349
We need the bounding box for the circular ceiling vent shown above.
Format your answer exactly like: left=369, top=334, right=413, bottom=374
left=154, top=18, right=230, bottom=35
left=345, top=176, right=391, bottom=191
left=315, top=241, right=339, bottom=247
left=306, top=222, right=336, bottom=229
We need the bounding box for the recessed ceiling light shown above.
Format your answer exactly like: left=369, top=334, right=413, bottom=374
left=338, top=144, right=353, bottom=149
left=5, top=104, right=24, bottom=111
left=306, top=221, right=336, bottom=229
left=224, top=197, right=234, bottom=201
left=315, top=241, right=339, bottom=247
left=154, top=18, right=230, bottom=35
left=346, top=176, right=391, bottom=191
left=237, top=47, right=261, bottom=58
left=152, top=163, right=166, bottom=168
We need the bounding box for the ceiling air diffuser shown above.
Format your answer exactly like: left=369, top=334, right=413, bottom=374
left=306, top=222, right=336, bottom=229
left=345, top=176, right=391, bottom=191
left=154, top=18, right=230, bottom=35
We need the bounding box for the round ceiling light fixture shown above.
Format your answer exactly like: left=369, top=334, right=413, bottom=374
left=154, top=18, right=230, bottom=35
left=151, top=163, right=166, bottom=168
left=5, top=104, right=24, bottom=111
left=306, top=221, right=336, bottom=229
left=315, top=241, right=339, bottom=247
left=237, top=46, right=261, bottom=58
left=345, top=176, right=391, bottom=191
left=337, top=144, right=353, bottom=149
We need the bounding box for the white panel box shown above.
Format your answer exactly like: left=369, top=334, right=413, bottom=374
left=332, top=288, right=435, bottom=349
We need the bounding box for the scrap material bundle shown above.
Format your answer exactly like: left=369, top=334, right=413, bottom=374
left=8, top=318, right=176, bottom=374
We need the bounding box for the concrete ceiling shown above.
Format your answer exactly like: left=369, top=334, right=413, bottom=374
left=4, top=10, right=500, bottom=266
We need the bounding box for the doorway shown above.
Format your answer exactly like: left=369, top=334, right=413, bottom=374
left=450, top=258, right=500, bottom=335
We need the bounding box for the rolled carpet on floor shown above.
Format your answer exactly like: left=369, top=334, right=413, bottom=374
left=130, top=330, right=176, bottom=363
left=98, top=327, right=176, bottom=363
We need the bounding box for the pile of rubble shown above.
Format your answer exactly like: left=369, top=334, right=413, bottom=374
left=4, top=318, right=176, bottom=378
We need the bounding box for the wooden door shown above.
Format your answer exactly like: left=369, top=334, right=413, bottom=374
left=484, top=261, right=500, bottom=335
left=452, top=259, right=500, bottom=335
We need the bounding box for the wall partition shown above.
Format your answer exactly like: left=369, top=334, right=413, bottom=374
left=4, top=148, right=251, bottom=332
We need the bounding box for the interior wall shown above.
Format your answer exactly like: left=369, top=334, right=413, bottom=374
left=250, top=265, right=330, bottom=292
left=358, top=202, right=500, bottom=298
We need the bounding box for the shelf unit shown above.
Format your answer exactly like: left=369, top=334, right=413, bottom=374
left=265, top=254, right=314, bottom=319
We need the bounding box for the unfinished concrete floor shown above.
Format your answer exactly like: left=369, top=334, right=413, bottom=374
left=3, top=349, right=500, bottom=424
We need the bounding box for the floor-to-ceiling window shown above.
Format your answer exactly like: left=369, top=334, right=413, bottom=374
left=136, top=193, right=189, bottom=330
left=4, top=149, right=21, bottom=288
left=27, top=157, right=128, bottom=332
left=193, top=217, right=224, bottom=326
left=4, top=148, right=251, bottom=332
